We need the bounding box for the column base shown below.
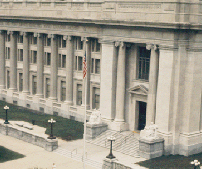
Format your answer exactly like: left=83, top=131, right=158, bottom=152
left=35, top=94, right=44, bottom=98
left=110, top=121, right=128, bottom=131
left=64, top=100, right=73, bottom=106
left=22, top=91, right=30, bottom=95
left=48, top=97, right=57, bottom=102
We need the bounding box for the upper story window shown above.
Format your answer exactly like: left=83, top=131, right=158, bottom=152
left=74, top=56, right=83, bottom=71
left=31, top=36, right=37, bottom=45
left=5, top=34, right=10, bottom=42
left=17, top=49, right=23, bottom=61
left=138, top=47, right=150, bottom=81
left=58, top=36, right=66, bottom=48
left=5, top=47, right=10, bottom=60
left=91, top=39, right=100, bottom=52
left=17, top=34, right=23, bottom=43
left=44, top=35, right=51, bottom=46
left=91, top=58, right=100, bottom=74
left=75, top=37, right=83, bottom=50
left=58, top=54, right=66, bottom=68
left=30, top=50, right=37, bottom=64
left=44, top=52, right=51, bottom=66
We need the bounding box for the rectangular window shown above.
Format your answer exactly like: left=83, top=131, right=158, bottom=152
left=58, top=36, right=66, bottom=48
left=46, top=78, right=50, bottom=98
left=74, top=56, right=83, bottom=71
left=19, top=73, right=23, bottom=92
left=17, top=49, right=23, bottom=61
left=91, top=58, right=100, bottom=74
left=61, top=81, right=66, bottom=101
left=75, top=37, right=83, bottom=50
left=33, top=51, right=37, bottom=63
left=31, top=36, right=37, bottom=45
left=17, top=35, right=23, bottom=43
left=93, top=87, right=100, bottom=109
left=44, top=52, right=51, bottom=66
left=5, top=47, right=10, bottom=59
left=44, top=35, right=51, bottom=46
left=77, top=84, right=82, bottom=106
left=95, top=59, right=100, bottom=74
left=7, top=70, right=10, bottom=89
left=92, top=39, right=100, bottom=52
left=91, top=59, right=94, bottom=73
left=138, top=47, right=150, bottom=81
left=32, top=75, right=37, bottom=95
left=58, top=54, right=66, bottom=68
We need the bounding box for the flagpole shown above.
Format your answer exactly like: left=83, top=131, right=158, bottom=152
left=83, top=39, right=87, bottom=169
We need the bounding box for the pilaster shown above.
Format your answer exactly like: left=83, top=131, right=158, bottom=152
left=9, top=31, right=17, bottom=91
left=0, top=31, right=5, bottom=90
left=65, top=35, right=74, bottom=105
left=36, top=33, right=44, bottom=98
left=50, top=34, right=58, bottom=101
left=22, top=32, right=29, bottom=94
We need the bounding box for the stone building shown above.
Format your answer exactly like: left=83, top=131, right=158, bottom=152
left=0, top=0, right=202, bottom=156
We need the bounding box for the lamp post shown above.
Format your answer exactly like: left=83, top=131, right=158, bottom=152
left=106, top=135, right=116, bottom=159
left=47, top=118, right=56, bottom=139
left=190, top=160, right=201, bottom=169
left=4, top=105, right=9, bottom=124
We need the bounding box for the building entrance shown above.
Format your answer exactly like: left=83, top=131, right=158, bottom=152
left=138, top=101, right=147, bottom=130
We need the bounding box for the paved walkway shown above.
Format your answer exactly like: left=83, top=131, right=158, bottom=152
left=0, top=120, right=148, bottom=169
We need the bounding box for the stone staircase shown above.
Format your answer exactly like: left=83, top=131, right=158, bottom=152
left=87, top=130, right=140, bottom=157
left=54, top=147, right=103, bottom=169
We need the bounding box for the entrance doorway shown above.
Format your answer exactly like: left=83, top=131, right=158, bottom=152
left=138, top=101, right=147, bottom=130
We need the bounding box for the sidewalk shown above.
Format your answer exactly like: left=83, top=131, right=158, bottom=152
left=0, top=120, right=148, bottom=169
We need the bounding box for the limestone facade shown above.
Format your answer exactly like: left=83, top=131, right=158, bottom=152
left=0, top=0, right=202, bottom=156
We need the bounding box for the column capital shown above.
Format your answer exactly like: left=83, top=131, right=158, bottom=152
left=48, top=34, right=56, bottom=39
left=81, top=36, right=89, bottom=42
left=20, top=31, right=28, bottom=36
left=63, top=35, right=72, bottom=41
left=146, top=44, right=158, bottom=51
left=115, top=41, right=125, bottom=48
left=7, top=31, right=13, bottom=35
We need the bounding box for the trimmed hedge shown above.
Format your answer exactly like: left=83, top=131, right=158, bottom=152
left=0, top=100, right=84, bottom=140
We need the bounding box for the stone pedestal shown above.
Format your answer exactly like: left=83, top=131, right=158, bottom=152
left=139, top=137, right=164, bottom=159
left=86, top=123, right=108, bottom=140
left=102, top=158, right=117, bottom=169
left=45, top=139, right=58, bottom=151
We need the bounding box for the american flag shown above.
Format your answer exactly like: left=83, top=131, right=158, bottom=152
left=83, top=51, right=87, bottom=79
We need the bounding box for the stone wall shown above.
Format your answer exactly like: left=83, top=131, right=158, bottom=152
left=0, top=123, right=58, bottom=151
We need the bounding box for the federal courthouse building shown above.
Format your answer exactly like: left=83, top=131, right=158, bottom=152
left=0, top=0, right=202, bottom=156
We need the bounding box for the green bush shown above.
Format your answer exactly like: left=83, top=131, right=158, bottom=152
left=0, top=100, right=84, bottom=140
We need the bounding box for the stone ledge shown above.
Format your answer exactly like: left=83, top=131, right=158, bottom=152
left=0, top=123, right=58, bottom=151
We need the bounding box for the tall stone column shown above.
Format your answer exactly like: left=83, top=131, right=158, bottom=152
left=10, top=31, right=17, bottom=91
left=146, top=44, right=159, bottom=127
left=50, top=34, right=58, bottom=101
left=65, top=35, right=74, bottom=105
left=0, top=31, right=5, bottom=90
left=100, top=40, right=117, bottom=121
left=114, top=41, right=126, bottom=122
left=82, top=37, right=90, bottom=108
left=22, top=32, right=29, bottom=93
left=36, top=33, right=44, bottom=97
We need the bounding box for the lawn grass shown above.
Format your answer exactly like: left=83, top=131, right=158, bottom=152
left=136, top=153, right=202, bottom=169
left=0, top=100, right=84, bottom=140
left=0, top=146, right=25, bottom=163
